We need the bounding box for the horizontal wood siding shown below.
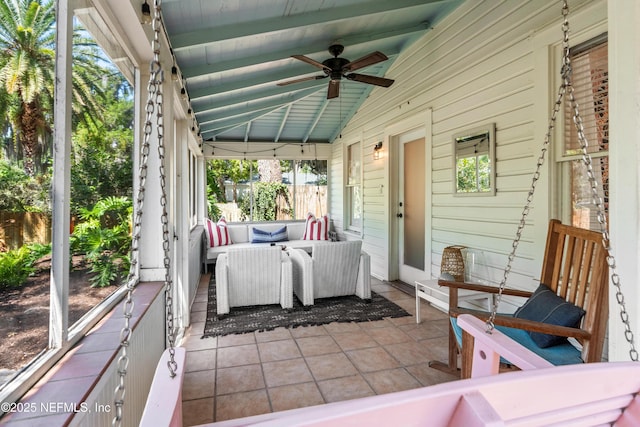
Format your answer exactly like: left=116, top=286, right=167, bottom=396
left=331, top=0, right=600, bottom=292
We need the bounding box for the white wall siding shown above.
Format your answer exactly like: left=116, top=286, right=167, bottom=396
left=70, top=289, right=166, bottom=427
left=331, top=0, right=600, bottom=292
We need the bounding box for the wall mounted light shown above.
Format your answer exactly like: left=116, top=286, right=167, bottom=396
left=373, top=141, right=383, bottom=160
left=141, top=1, right=151, bottom=24
left=171, top=65, right=179, bottom=81
left=180, top=87, right=187, bottom=100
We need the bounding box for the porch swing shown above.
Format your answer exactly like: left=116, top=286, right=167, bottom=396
left=431, top=0, right=633, bottom=380
left=118, top=1, right=639, bottom=426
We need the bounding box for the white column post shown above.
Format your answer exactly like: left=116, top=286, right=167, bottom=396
left=175, top=119, right=190, bottom=328
left=138, top=65, right=166, bottom=282
left=198, top=153, right=207, bottom=224
left=50, top=0, right=73, bottom=348
left=608, top=0, right=640, bottom=361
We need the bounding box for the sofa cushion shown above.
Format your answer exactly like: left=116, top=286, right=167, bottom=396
left=251, top=226, right=288, bottom=243
left=227, top=225, right=249, bottom=243
left=287, top=222, right=306, bottom=240
left=207, top=242, right=254, bottom=259
left=205, top=217, right=232, bottom=247
left=302, top=213, right=329, bottom=240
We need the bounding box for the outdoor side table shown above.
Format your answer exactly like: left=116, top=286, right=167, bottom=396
left=414, top=279, right=492, bottom=323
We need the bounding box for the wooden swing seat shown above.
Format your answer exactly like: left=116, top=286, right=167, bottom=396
left=431, top=219, right=609, bottom=378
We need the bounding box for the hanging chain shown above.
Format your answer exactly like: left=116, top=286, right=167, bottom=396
left=155, top=3, right=178, bottom=376
left=486, top=3, right=569, bottom=331
left=563, top=34, right=638, bottom=362
left=112, top=0, right=176, bottom=425
left=487, top=0, right=637, bottom=362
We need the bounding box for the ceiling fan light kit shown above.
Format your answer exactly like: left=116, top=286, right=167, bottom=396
left=279, top=44, right=395, bottom=99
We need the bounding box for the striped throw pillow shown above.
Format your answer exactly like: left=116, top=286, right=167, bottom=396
left=302, top=213, right=329, bottom=240
left=251, top=226, right=288, bottom=243
left=205, top=217, right=232, bottom=247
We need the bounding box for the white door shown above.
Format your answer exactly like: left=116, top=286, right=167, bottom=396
left=398, top=135, right=426, bottom=284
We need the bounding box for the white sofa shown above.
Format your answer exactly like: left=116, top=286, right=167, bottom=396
left=202, top=221, right=330, bottom=272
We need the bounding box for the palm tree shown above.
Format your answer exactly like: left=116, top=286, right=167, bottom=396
left=0, top=0, right=106, bottom=175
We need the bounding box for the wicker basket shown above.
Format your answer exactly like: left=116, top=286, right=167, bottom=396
left=441, top=245, right=466, bottom=281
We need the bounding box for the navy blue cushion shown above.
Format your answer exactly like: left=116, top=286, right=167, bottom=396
left=450, top=317, right=583, bottom=366
left=251, top=226, right=288, bottom=243
left=513, top=284, right=585, bottom=348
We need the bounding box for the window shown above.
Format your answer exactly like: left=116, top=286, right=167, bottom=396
left=558, top=35, right=608, bottom=231
left=345, top=142, right=362, bottom=231
left=0, top=20, right=132, bottom=395
left=189, top=151, right=197, bottom=227
left=453, top=124, right=496, bottom=195
left=206, top=159, right=328, bottom=222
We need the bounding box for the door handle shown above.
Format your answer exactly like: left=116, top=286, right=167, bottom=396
left=397, top=213, right=403, bottom=218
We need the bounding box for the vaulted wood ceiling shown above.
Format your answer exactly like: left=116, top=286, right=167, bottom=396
left=160, top=0, right=463, bottom=145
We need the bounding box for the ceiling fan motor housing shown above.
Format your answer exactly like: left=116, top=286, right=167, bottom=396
left=323, top=57, right=350, bottom=80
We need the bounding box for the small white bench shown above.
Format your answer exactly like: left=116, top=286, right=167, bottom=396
left=414, top=279, right=492, bottom=322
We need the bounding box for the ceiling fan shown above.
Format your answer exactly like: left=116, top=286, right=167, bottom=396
left=277, top=44, right=395, bottom=99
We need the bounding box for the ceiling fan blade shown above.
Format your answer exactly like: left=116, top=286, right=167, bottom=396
left=292, top=54, right=329, bottom=71
left=343, top=51, right=388, bottom=72
left=327, top=80, right=340, bottom=99
left=346, top=73, right=394, bottom=88
left=277, top=75, right=327, bottom=86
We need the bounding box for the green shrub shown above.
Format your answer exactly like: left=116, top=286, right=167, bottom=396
left=0, top=243, right=51, bottom=289
left=207, top=192, right=222, bottom=220
left=0, top=159, right=51, bottom=213
left=239, top=182, right=292, bottom=221
left=0, top=247, right=34, bottom=289
left=71, top=196, right=132, bottom=287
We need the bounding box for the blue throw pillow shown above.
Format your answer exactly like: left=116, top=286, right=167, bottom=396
left=251, top=226, right=288, bottom=243
left=513, top=283, right=585, bottom=348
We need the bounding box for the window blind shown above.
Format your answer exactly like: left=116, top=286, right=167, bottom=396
left=563, top=39, right=608, bottom=156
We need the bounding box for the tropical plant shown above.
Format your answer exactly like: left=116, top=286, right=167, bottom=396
left=70, top=73, right=133, bottom=214
left=0, top=242, right=50, bottom=289
left=70, top=196, right=132, bottom=287
left=0, top=0, right=107, bottom=175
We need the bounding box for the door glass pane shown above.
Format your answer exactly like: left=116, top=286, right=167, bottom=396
left=403, top=138, right=425, bottom=270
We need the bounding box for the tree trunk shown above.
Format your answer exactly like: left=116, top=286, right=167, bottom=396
left=19, top=101, right=44, bottom=176
left=257, top=159, right=282, bottom=183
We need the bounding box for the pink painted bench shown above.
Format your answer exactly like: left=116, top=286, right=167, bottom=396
left=139, top=315, right=639, bottom=426
left=189, top=314, right=640, bottom=426
left=140, top=347, right=186, bottom=427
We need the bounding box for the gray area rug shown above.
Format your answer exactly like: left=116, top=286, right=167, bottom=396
left=202, top=276, right=410, bottom=338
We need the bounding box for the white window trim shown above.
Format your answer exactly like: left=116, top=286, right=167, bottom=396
left=344, top=140, right=363, bottom=234
left=552, top=28, right=609, bottom=224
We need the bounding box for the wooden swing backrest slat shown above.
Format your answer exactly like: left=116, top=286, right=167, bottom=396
left=539, top=219, right=609, bottom=361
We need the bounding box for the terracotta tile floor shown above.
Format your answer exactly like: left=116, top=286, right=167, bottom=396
left=180, top=275, right=458, bottom=426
